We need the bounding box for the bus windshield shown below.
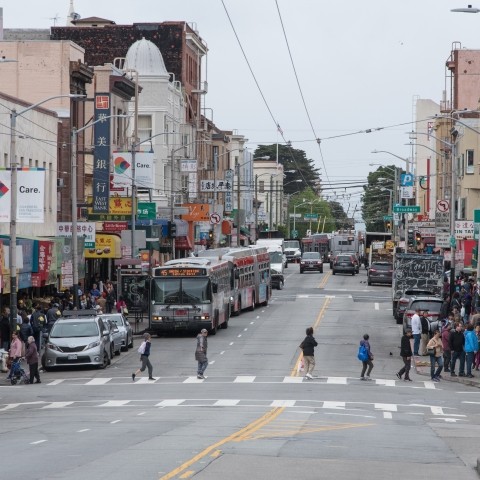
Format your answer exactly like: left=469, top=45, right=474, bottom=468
left=152, top=278, right=212, bottom=304
left=284, top=240, right=300, bottom=249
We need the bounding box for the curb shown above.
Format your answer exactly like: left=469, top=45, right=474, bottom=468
left=414, top=360, right=480, bottom=389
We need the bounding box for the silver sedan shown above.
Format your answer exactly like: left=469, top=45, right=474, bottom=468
left=101, top=313, right=134, bottom=352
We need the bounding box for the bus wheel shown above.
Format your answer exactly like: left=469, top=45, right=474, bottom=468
left=210, top=312, right=218, bottom=335
left=249, top=295, right=255, bottom=311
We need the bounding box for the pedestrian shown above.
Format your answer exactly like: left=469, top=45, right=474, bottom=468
left=419, top=309, right=430, bottom=355
left=464, top=323, right=477, bottom=378
left=442, top=321, right=452, bottom=373
left=427, top=329, right=444, bottom=382
left=30, top=304, right=45, bottom=351
left=25, top=336, right=41, bottom=384
left=46, top=303, right=61, bottom=333
left=132, top=333, right=155, bottom=381
left=474, top=324, right=480, bottom=371
left=7, top=332, right=22, bottom=380
left=195, top=328, right=209, bottom=379
left=299, top=326, right=318, bottom=380
left=90, top=283, right=101, bottom=299
left=116, top=296, right=128, bottom=314
left=96, top=293, right=107, bottom=315
left=449, top=322, right=465, bottom=377
left=359, top=334, right=374, bottom=380
left=411, top=307, right=422, bottom=356
left=106, top=282, right=116, bottom=314
left=19, top=316, right=33, bottom=344
left=396, top=328, right=413, bottom=381
left=0, top=307, right=10, bottom=351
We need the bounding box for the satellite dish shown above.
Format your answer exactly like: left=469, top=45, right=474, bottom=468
left=71, top=12, right=81, bottom=21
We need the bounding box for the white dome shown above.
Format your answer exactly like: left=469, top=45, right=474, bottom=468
left=125, top=38, right=169, bottom=78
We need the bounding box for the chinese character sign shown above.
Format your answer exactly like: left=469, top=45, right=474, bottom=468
left=224, top=169, right=234, bottom=213
left=200, top=179, right=232, bottom=192
left=93, top=94, right=111, bottom=213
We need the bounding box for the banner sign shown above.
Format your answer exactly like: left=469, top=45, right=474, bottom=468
left=0, top=169, right=46, bottom=223
left=180, top=159, right=197, bottom=172
left=92, top=93, right=111, bottom=213
left=57, top=222, right=96, bottom=248
left=224, top=169, right=234, bottom=213
left=455, top=220, right=474, bottom=240
left=200, top=179, right=232, bottom=192
left=112, top=152, right=155, bottom=190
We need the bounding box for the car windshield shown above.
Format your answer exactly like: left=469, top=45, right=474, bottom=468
left=371, top=263, right=392, bottom=271
left=50, top=321, right=99, bottom=338
left=303, top=252, right=320, bottom=259
left=152, top=278, right=211, bottom=304
left=269, top=252, right=283, bottom=263
left=284, top=241, right=300, bottom=249
left=410, top=301, right=442, bottom=313
left=102, top=315, right=124, bottom=327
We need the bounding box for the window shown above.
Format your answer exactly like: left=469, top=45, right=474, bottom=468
left=259, top=181, right=265, bottom=193
left=137, top=115, right=152, bottom=145
left=466, top=150, right=474, bottom=174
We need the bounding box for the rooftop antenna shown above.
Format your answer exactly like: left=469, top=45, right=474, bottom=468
left=50, top=13, right=60, bottom=26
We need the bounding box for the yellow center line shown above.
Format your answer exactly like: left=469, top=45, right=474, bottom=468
left=291, top=297, right=331, bottom=377
left=317, top=269, right=331, bottom=289
left=159, top=407, right=285, bottom=479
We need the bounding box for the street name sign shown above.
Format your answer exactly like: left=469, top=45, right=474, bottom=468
left=393, top=205, right=420, bottom=213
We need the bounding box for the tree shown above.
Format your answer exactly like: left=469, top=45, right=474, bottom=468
left=328, top=200, right=351, bottom=231
left=361, top=165, right=400, bottom=231
left=254, top=144, right=321, bottom=195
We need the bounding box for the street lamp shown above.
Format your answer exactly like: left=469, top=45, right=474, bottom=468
left=9, top=94, right=85, bottom=330
left=291, top=200, right=311, bottom=237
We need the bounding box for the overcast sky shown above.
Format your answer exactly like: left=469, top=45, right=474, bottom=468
left=2, top=0, right=479, bottom=221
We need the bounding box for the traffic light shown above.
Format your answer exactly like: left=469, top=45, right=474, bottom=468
left=208, top=230, right=214, bottom=241
left=386, top=221, right=391, bottom=231
left=415, top=231, right=422, bottom=244
left=167, top=221, right=177, bottom=238
left=407, top=229, right=414, bottom=247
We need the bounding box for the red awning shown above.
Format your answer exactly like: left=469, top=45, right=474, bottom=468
left=175, top=236, right=193, bottom=251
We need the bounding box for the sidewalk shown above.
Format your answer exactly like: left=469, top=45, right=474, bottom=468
left=414, top=355, right=480, bottom=388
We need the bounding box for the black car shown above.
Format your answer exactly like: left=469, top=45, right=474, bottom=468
left=332, top=254, right=356, bottom=275
left=367, top=262, right=393, bottom=286
left=300, top=252, right=323, bottom=274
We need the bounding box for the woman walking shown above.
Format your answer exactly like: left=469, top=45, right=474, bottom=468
left=427, top=329, right=444, bottom=382
left=359, top=334, right=374, bottom=380
left=25, top=336, right=41, bottom=384
left=132, top=333, right=155, bottom=381
left=300, top=327, right=318, bottom=380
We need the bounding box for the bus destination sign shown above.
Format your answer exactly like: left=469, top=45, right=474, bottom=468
left=157, top=268, right=206, bottom=277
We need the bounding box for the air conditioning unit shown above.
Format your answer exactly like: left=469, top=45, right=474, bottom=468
left=57, top=178, right=65, bottom=188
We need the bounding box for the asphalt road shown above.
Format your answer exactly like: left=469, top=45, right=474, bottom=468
left=1, top=264, right=480, bottom=480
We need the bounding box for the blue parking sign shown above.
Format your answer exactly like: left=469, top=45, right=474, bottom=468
left=400, top=173, right=414, bottom=187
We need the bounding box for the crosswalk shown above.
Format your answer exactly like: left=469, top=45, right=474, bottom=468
left=0, top=397, right=465, bottom=421
left=1, top=375, right=438, bottom=389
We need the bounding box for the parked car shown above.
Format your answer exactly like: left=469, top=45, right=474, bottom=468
left=103, top=318, right=123, bottom=356
left=101, top=313, right=134, bottom=351
left=367, top=261, right=393, bottom=286
left=395, top=288, right=437, bottom=324
left=402, top=296, right=444, bottom=333
left=332, top=254, right=356, bottom=276
left=43, top=310, right=112, bottom=370
left=300, top=251, right=323, bottom=274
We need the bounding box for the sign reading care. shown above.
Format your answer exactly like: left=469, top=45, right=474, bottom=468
left=112, top=152, right=155, bottom=190
left=0, top=168, right=45, bottom=223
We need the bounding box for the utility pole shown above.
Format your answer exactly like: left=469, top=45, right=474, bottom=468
left=170, top=147, right=176, bottom=258
left=9, top=108, right=18, bottom=334
left=71, top=127, right=79, bottom=308
left=237, top=162, right=241, bottom=246
left=131, top=76, right=139, bottom=260
left=269, top=175, right=273, bottom=229
left=449, top=135, right=458, bottom=299
left=254, top=174, right=258, bottom=240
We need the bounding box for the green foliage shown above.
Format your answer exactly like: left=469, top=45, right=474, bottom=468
left=361, top=165, right=401, bottom=231
left=254, top=144, right=321, bottom=195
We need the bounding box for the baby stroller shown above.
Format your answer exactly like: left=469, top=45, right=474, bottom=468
left=8, top=358, right=30, bottom=385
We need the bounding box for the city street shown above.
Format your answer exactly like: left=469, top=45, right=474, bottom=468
left=1, top=266, right=479, bottom=480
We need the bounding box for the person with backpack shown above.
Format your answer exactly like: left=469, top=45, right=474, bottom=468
left=359, top=334, right=374, bottom=381
left=396, top=328, right=413, bottom=381
left=419, top=309, right=430, bottom=356
left=132, top=333, right=155, bottom=382
left=299, top=327, right=318, bottom=380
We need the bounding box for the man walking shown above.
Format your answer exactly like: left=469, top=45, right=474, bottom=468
left=449, top=322, right=465, bottom=377
left=411, top=308, right=422, bottom=356
left=132, top=333, right=155, bottom=381
left=195, top=328, right=209, bottom=379
left=464, top=323, right=477, bottom=378
left=300, top=327, right=318, bottom=380
left=419, top=309, right=430, bottom=356
left=442, top=320, right=452, bottom=373
left=396, top=328, right=413, bottom=381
